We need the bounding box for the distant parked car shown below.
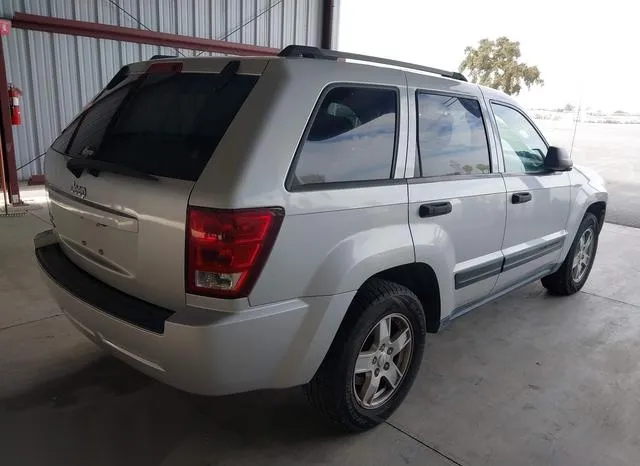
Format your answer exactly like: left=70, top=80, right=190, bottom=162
left=35, top=45, right=607, bottom=431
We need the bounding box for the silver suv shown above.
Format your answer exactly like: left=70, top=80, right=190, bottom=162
left=35, top=45, right=608, bottom=431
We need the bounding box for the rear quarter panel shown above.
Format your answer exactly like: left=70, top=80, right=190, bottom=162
left=190, top=59, right=416, bottom=306
left=250, top=185, right=414, bottom=304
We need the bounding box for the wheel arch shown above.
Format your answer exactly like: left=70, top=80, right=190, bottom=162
left=586, top=201, right=606, bottom=233
left=299, top=262, right=442, bottom=387
left=561, top=175, right=608, bottom=262
left=369, top=263, right=442, bottom=333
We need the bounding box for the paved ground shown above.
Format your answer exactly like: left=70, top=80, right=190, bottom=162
left=2, top=206, right=640, bottom=465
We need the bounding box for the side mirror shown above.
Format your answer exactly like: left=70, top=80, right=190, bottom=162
left=544, top=146, right=573, bottom=172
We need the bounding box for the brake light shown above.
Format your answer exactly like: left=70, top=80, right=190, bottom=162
left=147, top=62, right=183, bottom=74
left=186, top=207, right=284, bottom=298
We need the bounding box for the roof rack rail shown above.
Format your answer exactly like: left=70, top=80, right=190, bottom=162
left=278, top=45, right=467, bottom=82
left=149, top=54, right=177, bottom=60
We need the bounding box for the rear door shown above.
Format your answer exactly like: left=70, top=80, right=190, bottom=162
left=407, top=80, right=507, bottom=313
left=488, top=102, right=571, bottom=290
left=45, top=59, right=264, bottom=310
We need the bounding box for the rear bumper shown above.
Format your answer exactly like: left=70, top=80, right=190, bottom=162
left=35, top=230, right=355, bottom=396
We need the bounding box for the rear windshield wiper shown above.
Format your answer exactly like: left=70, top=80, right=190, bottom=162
left=66, top=158, right=158, bottom=181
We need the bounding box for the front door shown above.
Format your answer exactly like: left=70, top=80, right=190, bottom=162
left=488, top=102, right=571, bottom=291
left=407, top=88, right=507, bottom=314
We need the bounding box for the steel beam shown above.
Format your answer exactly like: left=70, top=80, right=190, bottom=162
left=11, top=12, right=279, bottom=56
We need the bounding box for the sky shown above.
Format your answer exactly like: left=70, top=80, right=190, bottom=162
left=338, top=0, right=640, bottom=113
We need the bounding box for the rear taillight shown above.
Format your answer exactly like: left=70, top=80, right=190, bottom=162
left=186, top=207, right=284, bottom=298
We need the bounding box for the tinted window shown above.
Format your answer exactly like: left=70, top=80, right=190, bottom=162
left=417, top=93, right=490, bottom=177
left=67, top=85, right=131, bottom=157
left=57, top=72, right=258, bottom=181
left=291, top=86, right=398, bottom=187
left=51, top=116, right=81, bottom=154
left=491, top=103, right=547, bottom=174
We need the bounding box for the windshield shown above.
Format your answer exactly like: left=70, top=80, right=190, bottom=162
left=51, top=70, right=259, bottom=181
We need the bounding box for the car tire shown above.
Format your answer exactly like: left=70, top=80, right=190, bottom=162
left=305, top=278, right=426, bottom=431
left=541, top=212, right=599, bottom=296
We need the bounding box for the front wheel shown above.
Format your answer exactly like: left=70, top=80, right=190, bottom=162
left=541, top=212, right=599, bottom=295
left=305, top=279, right=426, bottom=431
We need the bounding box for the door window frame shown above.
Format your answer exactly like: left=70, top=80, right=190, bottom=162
left=285, top=82, right=402, bottom=192
left=410, top=89, right=497, bottom=183
left=488, top=100, right=551, bottom=176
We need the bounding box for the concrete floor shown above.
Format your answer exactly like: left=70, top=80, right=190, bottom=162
left=2, top=204, right=640, bottom=465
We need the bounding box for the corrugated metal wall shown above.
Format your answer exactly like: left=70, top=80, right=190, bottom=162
left=0, top=0, right=322, bottom=179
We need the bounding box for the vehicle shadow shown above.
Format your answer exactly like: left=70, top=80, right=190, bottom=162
left=0, top=355, right=352, bottom=466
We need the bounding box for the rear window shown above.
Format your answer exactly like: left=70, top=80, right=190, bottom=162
left=50, top=116, right=80, bottom=153
left=416, top=93, right=491, bottom=177
left=51, top=70, right=259, bottom=181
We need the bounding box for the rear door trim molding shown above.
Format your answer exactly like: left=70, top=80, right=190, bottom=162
left=454, top=258, right=503, bottom=290
left=502, top=237, right=565, bottom=273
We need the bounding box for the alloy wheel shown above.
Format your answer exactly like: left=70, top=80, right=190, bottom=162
left=352, top=313, right=414, bottom=409
left=572, top=227, right=595, bottom=282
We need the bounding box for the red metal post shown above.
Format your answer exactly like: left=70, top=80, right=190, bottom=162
left=0, top=122, right=7, bottom=210
left=11, top=13, right=279, bottom=56
left=0, top=36, right=20, bottom=205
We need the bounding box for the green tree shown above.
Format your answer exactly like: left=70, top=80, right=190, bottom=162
left=475, top=163, right=490, bottom=174
left=563, top=103, right=576, bottom=112
left=459, top=37, right=544, bottom=95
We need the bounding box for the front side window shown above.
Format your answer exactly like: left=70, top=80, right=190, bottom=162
left=416, top=93, right=491, bottom=177
left=491, top=103, right=547, bottom=174
left=290, top=86, right=398, bottom=188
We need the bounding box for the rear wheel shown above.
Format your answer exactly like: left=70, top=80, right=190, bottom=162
left=541, top=212, right=599, bottom=295
left=305, top=279, right=426, bottom=431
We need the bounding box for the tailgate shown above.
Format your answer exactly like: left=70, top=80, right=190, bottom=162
left=47, top=157, right=193, bottom=311
left=44, top=58, right=264, bottom=311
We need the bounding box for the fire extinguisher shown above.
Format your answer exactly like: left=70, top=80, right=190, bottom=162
left=8, top=84, right=22, bottom=126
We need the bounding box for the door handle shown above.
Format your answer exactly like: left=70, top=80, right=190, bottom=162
left=512, top=192, right=532, bottom=204
left=419, top=202, right=452, bottom=218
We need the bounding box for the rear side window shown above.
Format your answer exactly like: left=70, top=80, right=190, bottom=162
left=55, top=71, right=258, bottom=181
left=416, top=93, right=491, bottom=177
left=290, top=86, right=398, bottom=188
